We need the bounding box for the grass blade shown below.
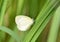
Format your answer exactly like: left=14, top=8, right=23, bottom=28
left=16, top=0, right=24, bottom=15
left=0, top=0, right=8, bottom=42
left=31, top=11, right=54, bottom=42
left=0, top=0, right=8, bottom=25
left=0, top=26, right=20, bottom=42
left=23, top=0, right=59, bottom=42
left=47, top=5, right=60, bottom=42
left=28, top=0, right=38, bottom=18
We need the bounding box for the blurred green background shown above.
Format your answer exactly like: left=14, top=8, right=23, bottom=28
left=0, top=0, right=60, bottom=42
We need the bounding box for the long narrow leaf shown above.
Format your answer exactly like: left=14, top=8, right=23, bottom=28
left=0, top=0, right=8, bottom=25
left=23, top=0, right=59, bottom=42
left=0, top=26, right=20, bottom=42
left=16, top=0, right=24, bottom=15
left=31, top=10, right=54, bottom=42
left=47, top=5, right=60, bottom=42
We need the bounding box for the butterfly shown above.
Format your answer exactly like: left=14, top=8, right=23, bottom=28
left=15, top=15, right=34, bottom=31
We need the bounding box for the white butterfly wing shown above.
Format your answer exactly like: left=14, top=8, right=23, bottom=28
left=15, top=15, right=34, bottom=31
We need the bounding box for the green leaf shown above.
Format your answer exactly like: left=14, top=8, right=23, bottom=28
left=31, top=10, right=54, bottom=42
left=0, top=26, right=20, bottom=42
left=0, top=0, right=8, bottom=42
left=16, top=0, right=24, bottom=15
left=23, top=0, right=59, bottom=42
left=0, top=0, right=8, bottom=25
left=28, top=0, right=38, bottom=18
left=47, top=5, right=60, bottom=42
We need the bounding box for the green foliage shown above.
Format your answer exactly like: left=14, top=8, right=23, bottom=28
left=47, top=6, right=60, bottom=42
left=0, top=0, right=60, bottom=42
